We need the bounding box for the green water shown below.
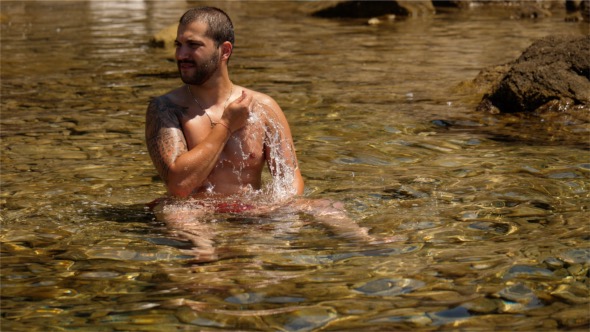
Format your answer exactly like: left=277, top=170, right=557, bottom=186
left=1, top=1, right=588, bottom=331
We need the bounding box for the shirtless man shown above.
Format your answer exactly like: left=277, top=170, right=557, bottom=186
left=145, top=7, right=310, bottom=258
left=145, top=8, right=392, bottom=258
left=145, top=7, right=304, bottom=201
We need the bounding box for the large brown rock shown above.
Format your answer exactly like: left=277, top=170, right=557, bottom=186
left=477, top=35, right=590, bottom=114
left=311, top=0, right=435, bottom=18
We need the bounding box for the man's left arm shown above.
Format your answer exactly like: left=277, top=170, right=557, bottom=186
left=261, top=98, right=304, bottom=196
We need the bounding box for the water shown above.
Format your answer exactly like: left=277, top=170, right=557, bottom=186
left=1, top=1, right=589, bottom=331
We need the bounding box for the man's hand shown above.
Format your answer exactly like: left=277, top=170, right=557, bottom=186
left=220, top=90, right=252, bottom=134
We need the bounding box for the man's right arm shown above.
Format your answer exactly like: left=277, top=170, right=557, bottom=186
left=145, top=96, right=231, bottom=197
left=145, top=93, right=252, bottom=197
left=145, top=97, right=188, bottom=189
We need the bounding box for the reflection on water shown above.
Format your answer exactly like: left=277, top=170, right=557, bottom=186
left=1, top=1, right=589, bottom=330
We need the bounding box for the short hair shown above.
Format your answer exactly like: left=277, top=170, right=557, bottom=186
left=179, top=7, right=235, bottom=47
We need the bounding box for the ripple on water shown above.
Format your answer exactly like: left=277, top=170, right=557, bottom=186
left=552, top=305, right=590, bottom=329
left=397, top=220, right=441, bottom=231
left=368, top=308, right=432, bottom=328
left=280, top=243, right=423, bottom=267
left=502, top=265, right=555, bottom=281
left=428, top=306, right=471, bottom=326
left=75, top=239, right=185, bottom=262
left=468, top=221, right=518, bottom=236
left=225, top=292, right=265, bottom=305
left=557, top=248, right=590, bottom=265
left=551, top=284, right=590, bottom=305
left=263, top=306, right=338, bottom=332
left=353, top=278, right=425, bottom=297
left=175, top=304, right=338, bottom=331
left=498, top=283, right=541, bottom=306
left=77, top=271, right=121, bottom=279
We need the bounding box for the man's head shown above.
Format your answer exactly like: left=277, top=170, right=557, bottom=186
left=176, top=7, right=234, bottom=85
left=179, top=7, right=234, bottom=49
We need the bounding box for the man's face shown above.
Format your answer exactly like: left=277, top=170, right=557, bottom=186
left=175, top=21, right=221, bottom=86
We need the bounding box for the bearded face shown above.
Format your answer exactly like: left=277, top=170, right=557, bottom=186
left=178, top=47, right=221, bottom=86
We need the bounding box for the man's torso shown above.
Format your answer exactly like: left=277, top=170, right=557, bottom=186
left=179, top=94, right=267, bottom=195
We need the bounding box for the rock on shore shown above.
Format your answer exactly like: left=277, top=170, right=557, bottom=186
left=311, top=0, right=435, bottom=18
left=307, top=0, right=590, bottom=21
left=476, top=35, right=590, bottom=114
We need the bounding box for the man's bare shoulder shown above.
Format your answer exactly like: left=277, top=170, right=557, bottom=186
left=161, top=86, right=188, bottom=106
left=145, top=89, right=191, bottom=146
left=146, top=89, right=188, bottom=122
left=235, top=86, right=281, bottom=114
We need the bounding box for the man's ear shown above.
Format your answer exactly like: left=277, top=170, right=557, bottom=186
left=221, top=41, right=233, bottom=61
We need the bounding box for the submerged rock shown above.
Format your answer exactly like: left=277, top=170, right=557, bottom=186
left=149, top=24, right=177, bottom=49
left=557, top=248, right=590, bottom=265
left=551, top=284, right=590, bottom=305
left=502, top=265, right=555, bottom=280
left=353, top=278, right=425, bottom=296
left=498, top=283, right=541, bottom=305
left=262, top=306, right=338, bottom=332
left=462, top=297, right=498, bottom=313
left=428, top=306, right=471, bottom=325
left=551, top=305, right=590, bottom=328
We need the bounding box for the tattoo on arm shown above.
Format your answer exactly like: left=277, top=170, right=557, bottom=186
left=145, top=97, right=188, bottom=183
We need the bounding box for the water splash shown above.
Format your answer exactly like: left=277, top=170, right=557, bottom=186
left=196, top=101, right=300, bottom=208
left=247, top=101, right=298, bottom=204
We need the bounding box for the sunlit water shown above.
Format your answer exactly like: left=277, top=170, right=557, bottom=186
left=1, top=1, right=589, bottom=331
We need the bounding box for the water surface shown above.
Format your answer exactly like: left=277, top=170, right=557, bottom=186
left=1, top=1, right=589, bottom=331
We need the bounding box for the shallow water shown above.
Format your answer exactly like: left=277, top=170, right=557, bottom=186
left=1, top=1, right=589, bottom=331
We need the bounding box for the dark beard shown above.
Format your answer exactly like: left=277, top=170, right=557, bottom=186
left=178, top=49, right=220, bottom=85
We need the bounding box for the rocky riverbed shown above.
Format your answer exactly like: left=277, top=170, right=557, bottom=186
left=1, top=1, right=588, bottom=330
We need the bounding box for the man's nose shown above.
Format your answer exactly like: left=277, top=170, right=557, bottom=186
left=176, top=45, right=189, bottom=60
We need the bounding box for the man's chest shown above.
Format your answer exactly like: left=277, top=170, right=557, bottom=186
left=182, top=118, right=266, bottom=166
left=222, top=127, right=265, bottom=166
